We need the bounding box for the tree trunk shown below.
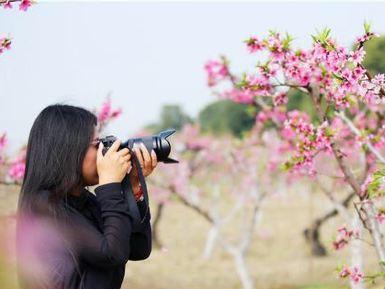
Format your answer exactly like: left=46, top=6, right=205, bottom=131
left=349, top=211, right=365, bottom=289
left=303, top=192, right=355, bottom=256
left=152, top=202, right=165, bottom=249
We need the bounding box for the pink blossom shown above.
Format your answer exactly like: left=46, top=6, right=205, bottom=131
left=7, top=148, right=27, bottom=182
left=372, top=73, right=385, bottom=86
left=204, top=59, right=229, bottom=87
left=245, top=36, right=265, bottom=53
left=338, top=266, right=364, bottom=284
left=282, top=112, right=333, bottom=175
left=110, top=108, right=122, bottom=119
left=96, top=97, right=122, bottom=127
left=8, top=161, right=25, bottom=181
left=339, top=266, right=351, bottom=278
left=360, top=175, right=373, bottom=198
left=223, top=88, right=255, bottom=104
left=350, top=267, right=364, bottom=284
left=19, top=0, right=32, bottom=11
left=273, top=91, right=288, bottom=106
left=355, top=32, right=379, bottom=45
left=244, top=74, right=273, bottom=96
left=333, top=225, right=359, bottom=250
left=348, top=48, right=366, bottom=65
left=375, top=210, right=385, bottom=224
left=2, top=0, right=12, bottom=9
left=98, top=98, right=111, bottom=122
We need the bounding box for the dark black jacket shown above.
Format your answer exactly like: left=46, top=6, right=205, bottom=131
left=17, top=182, right=151, bottom=289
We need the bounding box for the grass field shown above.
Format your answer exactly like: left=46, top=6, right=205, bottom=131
left=0, top=183, right=383, bottom=289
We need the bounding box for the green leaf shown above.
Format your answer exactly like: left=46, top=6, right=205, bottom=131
left=364, top=21, right=372, bottom=34
left=332, top=72, right=344, bottom=82
left=324, top=127, right=335, bottom=137
left=281, top=161, right=293, bottom=171
left=282, top=32, right=294, bottom=50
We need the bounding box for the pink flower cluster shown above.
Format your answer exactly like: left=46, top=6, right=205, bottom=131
left=266, top=32, right=291, bottom=61
left=255, top=107, right=286, bottom=126
left=181, top=124, right=213, bottom=151
left=1, top=0, right=33, bottom=11
left=355, top=31, right=380, bottom=46
left=205, top=28, right=385, bottom=181
left=240, top=73, right=275, bottom=98
left=96, top=97, right=122, bottom=125
left=222, top=88, right=255, bottom=104
left=333, top=225, right=359, bottom=250
left=245, top=36, right=265, bottom=53
left=8, top=148, right=26, bottom=182
left=282, top=110, right=333, bottom=175
left=273, top=91, right=288, bottom=106
left=375, top=209, right=385, bottom=224
left=206, top=29, right=384, bottom=110
left=360, top=172, right=385, bottom=198
left=339, top=266, right=364, bottom=284
left=204, top=59, right=229, bottom=87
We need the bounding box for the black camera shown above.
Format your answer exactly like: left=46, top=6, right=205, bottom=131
left=99, top=128, right=178, bottom=163
left=98, top=129, right=178, bottom=231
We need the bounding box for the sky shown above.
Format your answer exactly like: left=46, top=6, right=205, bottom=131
left=1, top=1, right=385, bottom=155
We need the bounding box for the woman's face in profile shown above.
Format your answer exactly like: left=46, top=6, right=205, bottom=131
left=82, top=126, right=100, bottom=186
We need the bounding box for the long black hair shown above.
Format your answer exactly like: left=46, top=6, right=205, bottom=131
left=18, top=104, right=97, bottom=217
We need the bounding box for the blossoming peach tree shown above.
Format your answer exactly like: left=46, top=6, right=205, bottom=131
left=205, top=23, right=385, bottom=287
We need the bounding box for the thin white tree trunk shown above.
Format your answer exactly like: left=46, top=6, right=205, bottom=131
left=362, top=201, right=385, bottom=268
left=202, top=226, right=219, bottom=259
left=234, top=252, right=254, bottom=289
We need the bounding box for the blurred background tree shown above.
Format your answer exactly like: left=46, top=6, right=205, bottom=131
left=198, top=99, right=257, bottom=138
left=363, top=35, right=385, bottom=75
left=145, top=104, right=193, bottom=132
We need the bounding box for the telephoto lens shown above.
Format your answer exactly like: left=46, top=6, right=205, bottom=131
left=100, top=128, right=178, bottom=163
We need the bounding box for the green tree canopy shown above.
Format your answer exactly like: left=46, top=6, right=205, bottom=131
left=145, top=104, right=193, bottom=133
left=363, top=35, right=385, bottom=75
left=198, top=99, right=257, bottom=138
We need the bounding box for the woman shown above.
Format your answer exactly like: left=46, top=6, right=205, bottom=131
left=16, top=104, right=157, bottom=289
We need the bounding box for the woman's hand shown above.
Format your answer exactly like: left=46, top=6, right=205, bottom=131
left=97, top=139, right=132, bottom=186
left=129, top=143, right=157, bottom=194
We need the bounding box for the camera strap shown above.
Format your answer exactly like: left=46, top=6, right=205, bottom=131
left=121, top=146, right=150, bottom=233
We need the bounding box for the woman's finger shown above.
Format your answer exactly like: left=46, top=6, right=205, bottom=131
left=140, top=143, right=152, bottom=169
left=151, top=150, right=157, bottom=169
left=133, top=146, right=144, bottom=169
left=120, top=154, right=131, bottom=163
left=117, top=147, right=130, bottom=157
left=105, top=139, right=121, bottom=156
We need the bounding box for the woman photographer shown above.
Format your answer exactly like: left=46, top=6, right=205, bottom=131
left=16, top=104, right=157, bottom=289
